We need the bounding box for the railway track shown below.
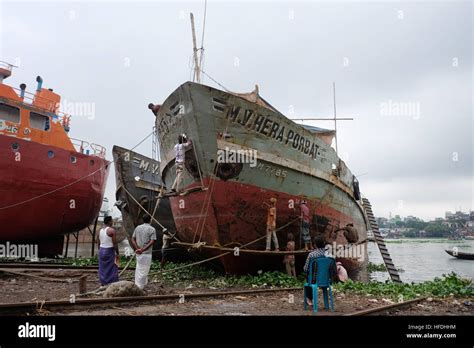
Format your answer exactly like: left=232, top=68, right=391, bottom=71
left=346, top=296, right=428, bottom=316
left=0, top=287, right=301, bottom=315
left=0, top=284, right=427, bottom=316
left=0, top=262, right=135, bottom=271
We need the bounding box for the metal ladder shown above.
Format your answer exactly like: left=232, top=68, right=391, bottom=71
left=362, top=198, right=402, bottom=283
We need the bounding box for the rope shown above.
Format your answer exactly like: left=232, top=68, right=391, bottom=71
left=192, top=93, right=235, bottom=243
left=120, top=186, right=166, bottom=230
left=150, top=217, right=300, bottom=277
left=201, top=70, right=230, bottom=92
left=0, top=130, right=154, bottom=210
left=118, top=253, right=136, bottom=277
left=191, top=140, right=205, bottom=188
left=196, top=168, right=219, bottom=242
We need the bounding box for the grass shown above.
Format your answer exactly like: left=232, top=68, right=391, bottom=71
left=334, top=272, right=474, bottom=300
left=367, top=262, right=387, bottom=272
left=150, top=261, right=305, bottom=288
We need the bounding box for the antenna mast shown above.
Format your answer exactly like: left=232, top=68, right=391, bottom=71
left=190, top=13, right=201, bottom=83
left=291, top=82, right=355, bottom=157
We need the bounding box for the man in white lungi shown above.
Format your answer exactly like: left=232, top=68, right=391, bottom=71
left=131, top=214, right=156, bottom=289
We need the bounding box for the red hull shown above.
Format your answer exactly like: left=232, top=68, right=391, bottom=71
left=170, top=178, right=366, bottom=276
left=0, top=135, right=109, bottom=248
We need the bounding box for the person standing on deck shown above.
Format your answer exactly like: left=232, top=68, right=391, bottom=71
left=171, top=134, right=192, bottom=193
left=97, top=216, right=119, bottom=286
left=300, top=201, right=312, bottom=251
left=131, top=214, right=157, bottom=289
left=265, top=197, right=279, bottom=251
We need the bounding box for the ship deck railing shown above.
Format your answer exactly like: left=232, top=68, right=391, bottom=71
left=71, top=138, right=106, bottom=159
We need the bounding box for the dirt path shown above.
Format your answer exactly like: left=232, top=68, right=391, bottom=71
left=1, top=270, right=472, bottom=316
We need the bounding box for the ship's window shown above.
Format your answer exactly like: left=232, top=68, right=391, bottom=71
left=0, top=103, right=20, bottom=124
left=71, top=156, right=77, bottom=163
left=89, top=159, right=95, bottom=166
left=30, top=112, right=51, bottom=131
left=11, top=143, right=19, bottom=151
left=48, top=150, right=54, bottom=158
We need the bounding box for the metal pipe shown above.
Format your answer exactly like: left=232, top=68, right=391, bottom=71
left=19, top=83, right=26, bottom=99
left=346, top=297, right=427, bottom=316
left=36, top=75, right=43, bottom=91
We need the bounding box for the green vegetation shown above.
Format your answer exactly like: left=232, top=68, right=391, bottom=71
left=367, top=262, right=387, bottom=272
left=334, top=273, right=473, bottom=300
left=68, top=257, right=99, bottom=266
left=150, top=261, right=304, bottom=288
left=4, top=257, right=471, bottom=300
left=424, top=223, right=451, bottom=238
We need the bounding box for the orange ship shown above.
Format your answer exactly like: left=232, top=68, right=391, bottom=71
left=0, top=61, right=109, bottom=256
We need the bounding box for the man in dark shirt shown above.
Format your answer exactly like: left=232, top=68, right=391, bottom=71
left=303, top=235, right=338, bottom=306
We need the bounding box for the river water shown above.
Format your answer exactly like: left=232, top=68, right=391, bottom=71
left=368, top=239, right=474, bottom=283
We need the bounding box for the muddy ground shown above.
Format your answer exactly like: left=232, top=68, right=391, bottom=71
left=0, top=269, right=472, bottom=316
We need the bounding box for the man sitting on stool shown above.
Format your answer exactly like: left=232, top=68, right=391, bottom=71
left=303, top=235, right=337, bottom=306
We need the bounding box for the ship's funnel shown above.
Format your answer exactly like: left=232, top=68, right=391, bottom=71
left=36, top=75, right=43, bottom=91
left=20, top=83, right=26, bottom=99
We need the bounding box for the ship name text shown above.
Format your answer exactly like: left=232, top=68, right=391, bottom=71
left=224, top=104, right=321, bottom=159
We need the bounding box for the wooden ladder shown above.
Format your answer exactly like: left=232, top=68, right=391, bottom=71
left=362, top=198, right=402, bottom=283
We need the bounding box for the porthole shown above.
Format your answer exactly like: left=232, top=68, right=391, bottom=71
left=71, top=156, right=77, bottom=163
left=11, top=143, right=19, bottom=151
left=89, top=159, right=95, bottom=166
left=47, top=150, right=54, bottom=158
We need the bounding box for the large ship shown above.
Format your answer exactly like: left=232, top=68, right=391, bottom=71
left=151, top=82, right=369, bottom=277
left=113, top=145, right=176, bottom=248
left=0, top=62, right=109, bottom=255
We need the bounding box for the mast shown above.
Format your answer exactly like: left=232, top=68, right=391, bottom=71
left=190, top=13, right=201, bottom=83
left=291, top=82, right=354, bottom=157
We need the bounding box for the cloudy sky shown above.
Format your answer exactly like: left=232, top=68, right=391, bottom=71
left=1, top=0, right=472, bottom=220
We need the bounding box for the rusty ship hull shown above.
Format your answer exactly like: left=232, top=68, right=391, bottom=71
left=155, top=82, right=369, bottom=277
left=0, top=135, right=109, bottom=255
left=113, top=145, right=176, bottom=250
left=0, top=64, right=109, bottom=256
